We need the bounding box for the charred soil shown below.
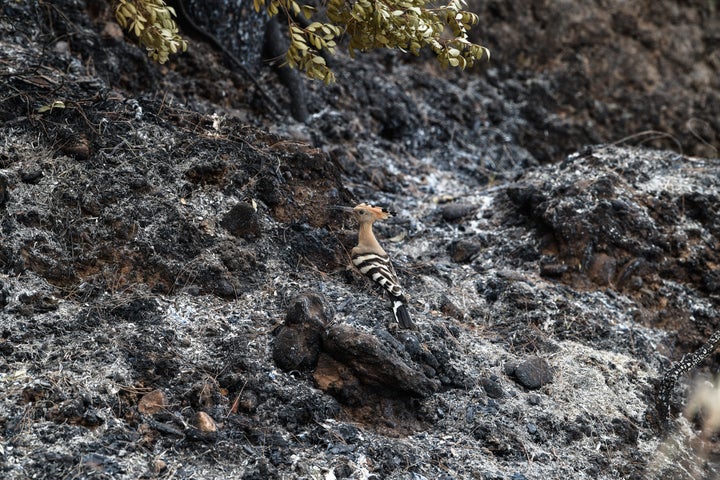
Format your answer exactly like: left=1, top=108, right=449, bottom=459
left=1, top=1, right=720, bottom=479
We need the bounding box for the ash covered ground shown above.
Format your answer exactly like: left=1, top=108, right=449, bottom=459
left=1, top=1, right=720, bottom=479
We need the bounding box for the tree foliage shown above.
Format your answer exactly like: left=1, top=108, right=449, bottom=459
left=113, top=0, right=489, bottom=82
left=114, top=0, right=187, bottom=63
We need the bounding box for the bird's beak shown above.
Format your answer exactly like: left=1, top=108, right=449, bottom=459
left=328, top=206, right=355, bottom=213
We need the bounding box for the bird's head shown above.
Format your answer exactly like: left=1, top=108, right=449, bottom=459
left=353, top=203, right=393, bottom=222
left=329, top=203, right=394, bottom=223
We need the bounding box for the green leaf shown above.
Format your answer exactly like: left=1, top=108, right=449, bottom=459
left=301, top=5, right=315, bottom=18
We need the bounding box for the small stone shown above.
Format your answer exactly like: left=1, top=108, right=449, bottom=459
left=185, top=161, right=228, bottom=185
left=238, top=390, right=258, bottom=413
left=539, top=262, right=568, bottom=277
left=20, top=169, right=43, bottom=184
left=587, top=253, right=617, bottom=286
left=194, top=411, right=217, bottom=433
left=18, top=292, right=58, bottom=313
left=53, top=41, right=71, bottom=57
left=526, top=423, right=538, bottom=434
left=510, top=356, right=553, bottom=390
left=480, top=377, right=504, bottom=399
left=102, top=21, right=124, bottom=41
left=273, top=293, right=332, bottom=371
left=60, top=134, right=91, bottom=160
left=273, top=326, right=322, bottom=371
left=285, top=293, right=333, bottom=327
left=0, top=340, right=13, bottom=355
left=440, top=203, right=478, bottom=221
left=151, top=458, right=167, bottom=474
left=255, top=175, right=282, bottom=207
left=138, top=390, right=167, bottom=415
left=450, top=239, right=483, bottom=263
left=439, top=295, right=465, bottom=320
left=80, top=453, right=113, bottom=472
left=220, top=202, right=259, bottom=238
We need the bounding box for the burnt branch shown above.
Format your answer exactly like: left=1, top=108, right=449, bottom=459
left=655, top=327, right=720, bottom=429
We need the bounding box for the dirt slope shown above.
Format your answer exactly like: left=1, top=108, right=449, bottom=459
left=1, top=1, right=720, bottom=479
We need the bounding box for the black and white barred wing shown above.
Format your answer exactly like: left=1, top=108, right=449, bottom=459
left=351, top=252, right=415, bottom=329
left=352, top=252, right=403, bottom=297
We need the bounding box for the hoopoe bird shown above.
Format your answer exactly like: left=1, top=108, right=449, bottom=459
left=340, top=203, right=416, bottom=330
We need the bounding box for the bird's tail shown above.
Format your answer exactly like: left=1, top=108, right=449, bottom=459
left=392, top=300, right=415, bottom=330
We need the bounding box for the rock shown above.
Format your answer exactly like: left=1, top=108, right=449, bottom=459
left=20, top=169, right=42, bottom=184
left=313, top=353, right=363, bottom=405
left=151, top=458, right=167, bottom=474
left=439, top=295, right=465, bottom=320
left=221, top=202, right=260, bottom=238
left=274, top=326, right=323, bottom=372
left=59, top=133, right=91, bottom=160
left=587, top=252, right=617, bottom=286
left=539, top=259, right=569, bottom=278
left=318, top=323, right=439, bottom=400
left=285, top=292, right=333, bottom=327
left=194, top=411, right=218, bottom=432
left=450, top=239, right=483, bottom=263
left=255, top=175, right=282, bottom=207
left=507, top=357, right=554, bottom=390
left=0, top=340, right=13, bottom=356
left=18, top=291, right=58, bottom=313
left=237, top=390, right=258, bottom=413
left=481, top=376, right=504, bottom=399
left=440, top=203, right=478, bottom=222
left=80, top=453, right=117, bottom=475
left=185, top=160, right=228, bottom=185
left=273, top=293, right=332, bottom=371
left=138, top=390, right=167, bottom=415
left=101, top=21, right=124, bottom=41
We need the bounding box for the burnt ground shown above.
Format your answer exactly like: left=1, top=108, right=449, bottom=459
left=1, top=0, right=720, bottom=479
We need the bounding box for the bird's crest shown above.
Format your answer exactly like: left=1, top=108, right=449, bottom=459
left=354, top=202, right=394, bottom=220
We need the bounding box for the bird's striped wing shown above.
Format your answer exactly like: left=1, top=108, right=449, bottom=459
left=351, top=252, right=404, bottom=298
left=351, top=251, right=415, bottom=329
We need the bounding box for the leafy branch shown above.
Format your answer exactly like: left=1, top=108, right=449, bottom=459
left=254, top=0, right=489, bottom=82
left=114, top=0, right=188, bottom=64
left=113, top=0, right=489, bottom=82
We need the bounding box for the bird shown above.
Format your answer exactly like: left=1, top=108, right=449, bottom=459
left=340, top=202, right=415, bottom=330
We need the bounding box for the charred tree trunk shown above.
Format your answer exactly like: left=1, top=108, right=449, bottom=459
left=263, top=17, right=309, bottom=122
